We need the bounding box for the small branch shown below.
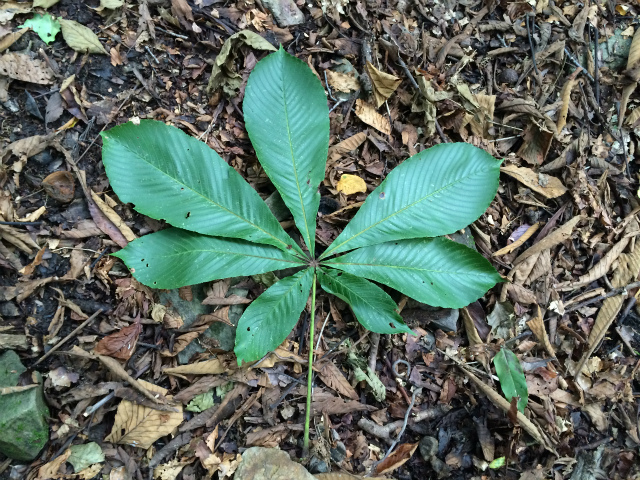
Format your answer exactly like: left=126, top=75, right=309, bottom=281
left=564, top=280, right=640, bottom=313
left=34, top=309, right=103, bottom=366
left=368, top=333, right=380, bottom=372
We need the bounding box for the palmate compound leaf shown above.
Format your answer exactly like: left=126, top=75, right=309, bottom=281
left=113, top=228, right=305, bottom=289
left=235, top=268, right=314, bottom=364
left=244, top=47, right=330, bottom=257
left=317, top=268, right=412, bottom=334
left=101, top=120, right=304, bottom=257
left=320, top=143, right=501, bottom=259
left=325, top=237, right=503, bottom=308
left=493, top=348, right=528, bottom=413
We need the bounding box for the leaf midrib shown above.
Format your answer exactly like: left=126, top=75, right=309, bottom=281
left=280, top=67, right=313, bottom=254
left=145, top=248, right=304, bottom=263
left=325, top=261, right=493, bottom=277
left=109, top=138, right=301, bottom=258
left=321, top=163, right=494, bottom=258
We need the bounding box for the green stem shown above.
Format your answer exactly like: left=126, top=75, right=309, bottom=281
left=303, top=270, right=317, bottom=457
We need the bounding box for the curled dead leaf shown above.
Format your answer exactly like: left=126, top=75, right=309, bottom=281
left=42, top=171, right=75, bottom=202
left=365, top=61, right=402, bottom=107
left=355, top=99, right=391, bottom=135
left=375, top=442, right=419, bottom=475
left=94, top=321, right=142, bottom=360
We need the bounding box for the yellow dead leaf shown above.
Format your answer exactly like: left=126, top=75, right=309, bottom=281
left=105, top=380, right=183, bottom=449
left=355, top=99, right=391, bottom=135
left=163, top=355, right=235, bottom=375
left=37, top=449, right=71, bottom=479
left=326, top=70, right=360, bottom=93
left=336, top=174, right=366, bottom=195
left=153, top=460, right=192, bottom=480
left=365, top=61, right=401, bottom=107
left=76, top=464, right=103, bottom=480
left=500, top=164, right=567, bottom=199
left=90, top=190, right=137, bottom=242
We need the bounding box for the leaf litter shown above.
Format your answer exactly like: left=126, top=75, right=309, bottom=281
left=1, top=0, right=640, bottom=479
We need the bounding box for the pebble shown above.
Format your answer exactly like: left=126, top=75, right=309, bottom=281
left=260, top=0, right=304, bottom=27
left=499, top=68, right=519, bottom=85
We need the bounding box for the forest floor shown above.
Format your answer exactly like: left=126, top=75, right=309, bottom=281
left=1, top=0, right=640, bottom=479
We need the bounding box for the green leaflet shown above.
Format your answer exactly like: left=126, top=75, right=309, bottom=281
left=113, top=228, right=304, bottom=289
left=19, top=13, right=60, bottom=44
left=325, top=237, right=503, bottom=308
left=320, top=143, right=501, bottom=258
left=101, top=120, right=303, bottom=257
left=317, top=268, right=412, bottom=334
left=493, top=348, right=528, bottom=413
left=244, top=48, right=329, bottom=257
left=235, top=268, right=314, bottom=365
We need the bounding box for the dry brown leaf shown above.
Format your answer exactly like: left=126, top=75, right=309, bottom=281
left=469, top=93, right=496, bottom=139
left=336, top=174, right=367, bottom=195
left=171, top=0, right=194, bottom=27
left=0, top=224, right=39, bottom=252
left=500, top=165, right=567, bottom=199
left=316, top=360, right=358, bottom=400
left=19, top=246, right=46, bottom=276
left=506, top=283, right=537, bottom=304
left=0, top=52, right=54, bottom=84
left=556, top=68, right=581, bottom=133
left=90, top=190, right=136, bottom=242
left=0, top=277, right=53, bottom=302
left=355, top=99, right=391, bottom=135
left=556, top=236, right=631, bottom=290
left=326, top=69, right=360, bottom=93
left=75, top=464, right=103, bottom=480
left=153, top=459, right=191, bottom=480
left=160, top=330, right=202, bottom=357
left=245, top=424, right=290, bottom=447
left=312, top=396, right=377, bottom=414
left=163, top=355, right=236, bottom=375
left=375, top=442, right=419, bottom=475
left=526, top=305, right=555, bottom=357
left=43, top=171, right=75, bottom=203
left=517, top=124, right=554, bottom=165
left=0, top=28, right=29, bottom=53
left=461, top=306, right=483, bottom=346
left=37, top=449, right=71, bottom=479
left=513, top=215, right=581, bottom=266
left=329, top=132, right=367, bottom=158
left=94, top=321, right=142, bottom=360
left=493, top=223, right=539, bottom=257
left=105, top=380, right=183, bottom=449
left=178, top=285, right=193, bottom=301
left=201, top=294, right=250, bottom=306
left=619, top=82, right=637, bottom=128
left=365, top=61, right=401, bottom=107
left=627, top=27, right=640, bottom=71
left=574, top=243, right=640, bottom=376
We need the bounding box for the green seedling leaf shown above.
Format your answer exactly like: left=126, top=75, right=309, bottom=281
left=102, top=120, right=303, bottom=257
left=326, top=237, right=503, bottom=308
left=489, top=457, right=506, bottom=469
left=321, top=143, right=501, bottom=258
left=114, top=228, right=304, bottom=289
left=235, top=268, right=314, bottom=365
left=68, top=442, right=104, bottom=472
left=493, top=348, right=528, bottom=413
left=186, top=391, right=215, bottom=413
left=59, top=18, right=107, bottom=54
left=244, top=47, right=329, bottom=257
left=318, top=268, right=412, bottom=334
left=20, top=13, right=60, bottom=45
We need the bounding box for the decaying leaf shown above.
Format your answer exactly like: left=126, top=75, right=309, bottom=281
left=105, top=380, right=183, bottom=449
left=326, top=69, right=360, bottom=93
left=163, top=355, right=236, bottom=376
left=493, top=223, right=539, bottom=257
left=90, top=190, right=136, bottom=242
left=355, top=99, right=391, bottom=135
left=500, top=165, right=567, bottom=199
left=94, top=321, right=142, bottom=360
left=556, top=69, right=581, bottom=133
left=0, top=52, right=54, bottom=84
left=365, top=61, right=402, bottom=107
left=59, top=19, right=108, bottom=54
left=312, top=396, right=377, bottom=414
left=207, top=30, right=276, bottom=97
left=526, top=306, right=555, bottom=357
left=336, top=174, right=367, bottom=195
left=513, top=216, right=581, bottom=266
left=375, top=442, right=419, bottom=475
left=42, top=171, right=75, bottom=203
left=328, top=132, right=367, bottom=159
left=316, top=359, right=358, bottom=400
left=154, top=459, right=192, bottom=480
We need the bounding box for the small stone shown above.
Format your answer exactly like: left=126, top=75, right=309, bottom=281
left=430, top=456, right=452, bottom=479
left=330, top=441, right=347, bottom=463
left=32, top=150, right=54, bottom=165
left=308, top=456, right=329, bottom=474
left=234, top=447, right=315, bottom=480
left=499, top=68, right=519, bottom=85
left=419, top=436, right=438, bottom=461
left=260, top=0, right=304, bottom=27
left=0, top=351, right=49, bottom=461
